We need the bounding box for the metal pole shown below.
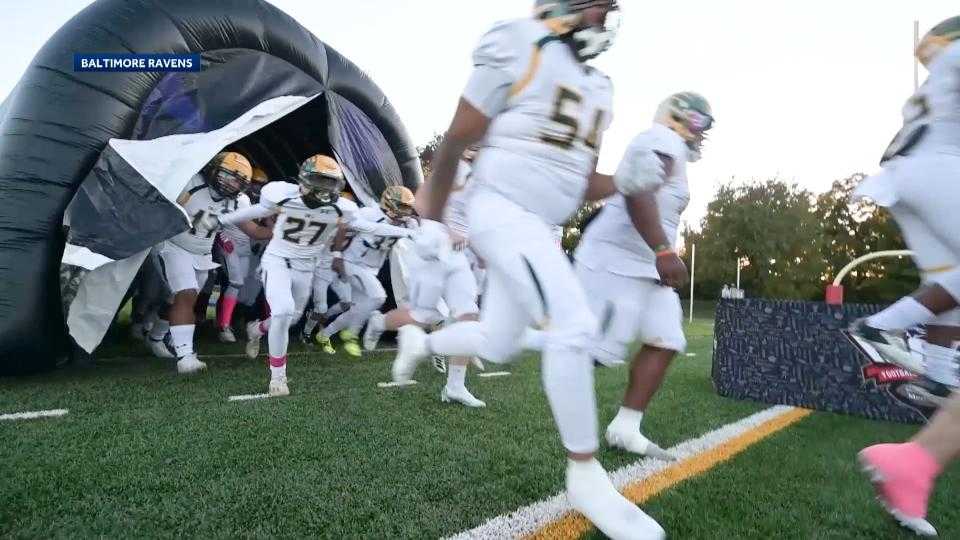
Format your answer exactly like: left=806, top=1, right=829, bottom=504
left=689, top=244, right=696, bottom=323
left=737, top=257, right=742, bottom=291
left=914, top=20, right=920, bottom=91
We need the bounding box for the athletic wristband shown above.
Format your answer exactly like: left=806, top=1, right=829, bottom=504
left=655, top=249, right=675, bottom=258
left=331, top=251, right=343, bottom=258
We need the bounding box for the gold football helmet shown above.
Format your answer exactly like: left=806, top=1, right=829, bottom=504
left=380, top=186, right=416, bottom=221
left=204, top=151, right=252, bottom=198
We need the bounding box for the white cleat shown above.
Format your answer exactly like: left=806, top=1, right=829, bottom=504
left=441, top=386, right=486, bottom=408
left=245, top=321, right=263, bottom=359
left=392, top=325, right=430, bottom=383
left=218, top=326, right=237, bottom=343
left=566, top=459, right=666, bottom=540
left=605, top=425, right=676, bottom=461
left=363, top=311, right=385, bottom=351
left=148, top=336, right=175, bottom=359
left=176, top=355, right=207, bottom=375
left=269, top=377, right=290, bottom=397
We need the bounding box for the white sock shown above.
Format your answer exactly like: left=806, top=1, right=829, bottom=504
left=427, top=321, right=484, bottom=357
left=867, top=297, right=936, bottom=331
left=521, top=328, right=545, bottom=351
left=268, top=316, right=292, bottom=358
left=270, top=364, right=287, bottom=380
left=149, top=318, right=170, bottom=341
left=924, top=342, right=960, bottom=387
left=446, top=363, right=467, bottom=390
left=542, top=347, right=599, bottom=454
left=611, top=406, right=644, bottom=432
left=170, top=324, right=195, bottom=358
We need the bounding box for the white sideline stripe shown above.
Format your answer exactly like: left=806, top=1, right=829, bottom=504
left=445, top=405, right=798, bottom=540
left=0, top=409, right=69, bottom=421
left=477, top=371, right=511, bottom=378
left=685, top=353, right=697, bottom=357
left=377, top=380, right=418, bottom=388
left=227, top=393, right=272, bottom=402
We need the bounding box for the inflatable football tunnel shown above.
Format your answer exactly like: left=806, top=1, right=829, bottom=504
left=0, top=0, right=422, bottom=375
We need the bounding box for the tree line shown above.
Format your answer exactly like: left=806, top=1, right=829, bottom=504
left=416, top=137, right=914, bottom=303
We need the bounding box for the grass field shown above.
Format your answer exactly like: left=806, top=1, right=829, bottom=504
left=2, top=303, right=956, bottom=539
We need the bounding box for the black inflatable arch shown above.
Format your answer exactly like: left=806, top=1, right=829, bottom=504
left=0, top=0, right=422, bottom=375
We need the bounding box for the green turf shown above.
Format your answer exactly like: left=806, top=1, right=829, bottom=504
left=1, top=305, right=938, bottom=539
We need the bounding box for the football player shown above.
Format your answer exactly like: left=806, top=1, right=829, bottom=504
left=577, top=92, right=710, bottom=458
left=317, top=186, right=419, bottom=357
left=363, top=150, right=485, bottom=408
left=145, top=152, right=270, bottom=373
left=848, top=17, right=960, bottom=537
left=212, top=166, right=272, bottom=342
left=300, top=243, right=354, bottom=354
left=217, top=155, right=414, bottom=397
left=389, top=2, right=666, bottom=538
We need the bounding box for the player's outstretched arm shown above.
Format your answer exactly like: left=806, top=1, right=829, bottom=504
left=218, top=203, right=277, bottom=226
left=418, top=99, right=490, bottom=221
left=348, top=217, right=412, bottom=239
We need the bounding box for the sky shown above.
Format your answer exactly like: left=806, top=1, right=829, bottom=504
left=2, top=0, right=959, bottom=227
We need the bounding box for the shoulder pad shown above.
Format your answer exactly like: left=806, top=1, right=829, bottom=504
left=473, top=19, right=543, bottom=78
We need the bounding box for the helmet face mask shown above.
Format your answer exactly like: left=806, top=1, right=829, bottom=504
left=298, top=155, right=345, bottom=209
left=655, top=92, right=714, bottom=162
left=534, top=0, right=620, bottom=61
left=204, top=152, right=252, bottom=199
left=380, top=186, right=416, bottom=221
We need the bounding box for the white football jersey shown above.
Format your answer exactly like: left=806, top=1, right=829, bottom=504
left=576, top=124, right=691, bottom=279
left=260, top=182, right=358, bottom=261
left=468, top=18, right=614, bottom=225
left=445, top=159, right=474, bottom=237
left=170, top=174, right=239, bottom=255
left=219, top=193, right=253, bottom=256
left=343, top=206, right=414, bottom=270
left=883, top=41, right=960, bottom=163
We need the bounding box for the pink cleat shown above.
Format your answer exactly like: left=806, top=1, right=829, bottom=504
left=858, top=442, right=941, bottom=536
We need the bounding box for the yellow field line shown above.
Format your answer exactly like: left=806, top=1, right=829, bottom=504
left=527, top=407, right=813, bottom=539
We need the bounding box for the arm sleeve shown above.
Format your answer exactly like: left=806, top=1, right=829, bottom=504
left=219, top=203, right=276, bottom=225
left=461, top=21, right=523, bottom=118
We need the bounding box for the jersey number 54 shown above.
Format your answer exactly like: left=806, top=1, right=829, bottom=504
left=540, top=86, right=607, bottom=152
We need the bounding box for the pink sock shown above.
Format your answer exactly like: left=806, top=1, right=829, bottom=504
left=862, top=442, right=942, bottom=518
left=269, top=356, right=287, bottom=380
left=218, top=294, right=238, bottom=329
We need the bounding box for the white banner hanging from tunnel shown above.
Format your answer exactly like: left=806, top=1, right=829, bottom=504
left=66, top=94, right=320, bottom=353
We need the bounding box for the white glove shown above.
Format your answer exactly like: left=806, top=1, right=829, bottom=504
left=413, top=219, right=452, bottom=261
left=613, top=148, right=666, bottom=196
